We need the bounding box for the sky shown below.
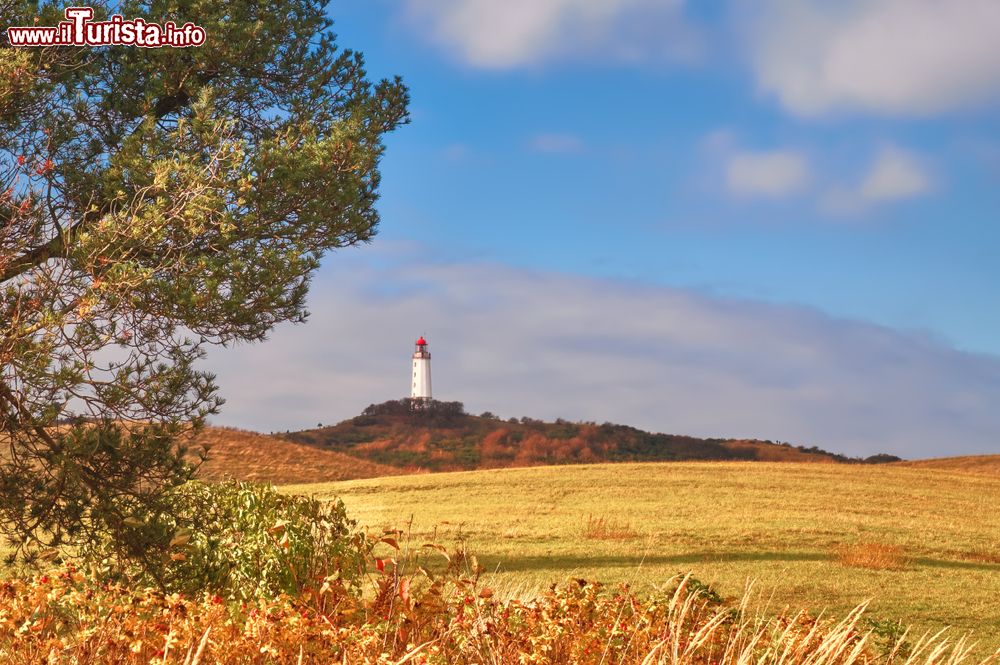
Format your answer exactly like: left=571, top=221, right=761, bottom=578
left=206, top=0, right=1000, bottom=459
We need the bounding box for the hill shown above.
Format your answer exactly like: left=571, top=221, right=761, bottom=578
left=191, top=427, right=405, bottom=484
left=283, top=399, right=897, bottom=472
left=896, top=455, right=1000, bottom=476
left=283, top=461, right=1000, bottom=653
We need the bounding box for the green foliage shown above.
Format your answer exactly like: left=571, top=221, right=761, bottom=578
left=677, top=574, right=725, bottom=606
left=861, top=616, right=910, bottom=658
left=864, top=453, right=905, bottom=464
left=81, top=481, right=368, bottom=601
left=0, top=0, right=407, bottom=559
left=0, top=423, right=195, bottom=566
left=361, top=398, right=467, bottom=424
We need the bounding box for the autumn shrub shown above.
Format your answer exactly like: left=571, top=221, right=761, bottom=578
left=0, top=562, right=994, bottom=665
left=79, top=481, right=368, bottom=601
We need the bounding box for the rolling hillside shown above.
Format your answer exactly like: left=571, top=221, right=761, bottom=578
left=35, top=400, right=900, bottom=486
left=283, top=399, right=897, bottom=472
left=896, top=455, right=1000, bottom=475
left=191, top=427, right=405, bottom=484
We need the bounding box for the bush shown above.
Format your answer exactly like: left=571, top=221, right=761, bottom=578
left=80, top=481, right=368, bottom=601
left=864, top=453, right=904, bottom=464
left=362, top=398, right=466, bottom=419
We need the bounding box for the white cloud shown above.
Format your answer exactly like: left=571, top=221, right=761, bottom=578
left=530, top=133, right=584, bottom=154
left=403, top=0, right=700, bottom=69
left=822, top=145, right=933, bottom=214
left=725, top=150, right=810, bottom=198
left=861, top=146, right=932, bottom=202
left=745, top=0, right=1000, bottom=116
left=204, top=247, right=1000, bottom=459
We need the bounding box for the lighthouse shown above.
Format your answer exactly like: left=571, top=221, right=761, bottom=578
left=411, top=336, right=432, bottom=401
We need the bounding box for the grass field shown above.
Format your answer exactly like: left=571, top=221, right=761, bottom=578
left=284, top=461, right=1000, bottom=653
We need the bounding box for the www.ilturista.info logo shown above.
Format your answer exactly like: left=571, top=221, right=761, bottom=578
left=7, top=7, right=205, bottom=47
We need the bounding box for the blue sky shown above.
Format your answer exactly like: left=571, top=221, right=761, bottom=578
left=208, top=0, right=1000, bottom=458
left=333, top=0, right=1000, bottom=353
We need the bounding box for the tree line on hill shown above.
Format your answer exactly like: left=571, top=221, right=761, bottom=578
left=284, top=400, right=902, bottom=472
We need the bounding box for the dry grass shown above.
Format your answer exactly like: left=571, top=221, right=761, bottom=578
left=4, top=566, right=999, bottom=664
left=961, top=547, right=1000, bottom=565
left=286, top=462, right=1000, bottom=652
left=582, top=514, right=641, bottom=540
left=191, top=427, right=406, bottom=484
left=2, top=425, right=405, bottom=486
left=897, top=455, right=1000, bottom=476
left=835, top=542, right=909, bottom=570
left=721, top=439, right=839, bottom=463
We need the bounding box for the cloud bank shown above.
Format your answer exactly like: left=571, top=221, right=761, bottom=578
left=403, top=0, right=700, bottom=68
left=204, top=249, right=1000, bottom=460
left=745, top=0, right=1000, bottom=116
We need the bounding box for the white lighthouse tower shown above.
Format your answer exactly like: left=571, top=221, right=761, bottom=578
left=411, top=336, right=432, bottom=401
